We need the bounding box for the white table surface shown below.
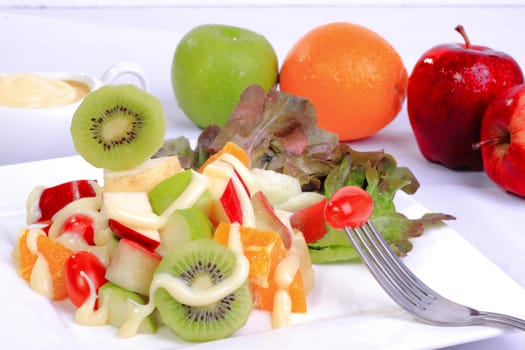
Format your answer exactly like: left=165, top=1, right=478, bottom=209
left=1, top=5, right=524, bottom=349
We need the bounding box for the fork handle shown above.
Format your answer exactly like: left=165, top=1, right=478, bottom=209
left=475, top=311, right=525, bottom=331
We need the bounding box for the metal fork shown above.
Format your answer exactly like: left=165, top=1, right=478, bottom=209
left=343, top=220, right=525, bottom=331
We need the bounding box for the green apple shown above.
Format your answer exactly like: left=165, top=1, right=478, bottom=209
left=171, top=24, right=278, bottom=128
left=98, top=282, right=157, bottom=334
left=156, top=207, right=214, bottom=256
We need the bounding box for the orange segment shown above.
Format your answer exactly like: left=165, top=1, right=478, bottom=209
left=17, top=228, right=38, bottom=282
left=214, top=222, right=306, bottom=313
left=251, top=269, right=307, bottom=313
left=16, top=228, right=73, bottom=301
left=215, top=222, right=285, bottom=288
left=198, top=141, right=250, bottom=172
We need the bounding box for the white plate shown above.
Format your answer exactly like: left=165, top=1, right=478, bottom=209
left=2, top=156, right=525, bottom=349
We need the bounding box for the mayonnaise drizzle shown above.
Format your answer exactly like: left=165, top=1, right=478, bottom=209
left=75, top=271, right=108, bottom=326
left=272, top=230, right=306, bottom=328
left=26, top=229, right=53, bottom=299
left=26, top=185, right=45, bottom=225
left=153, top=254, right=249, bottom=307
left=218, top=153, right=259, bottom=196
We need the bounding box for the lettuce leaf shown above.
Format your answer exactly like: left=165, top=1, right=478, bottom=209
left=154, top=85, right=455, bottom=264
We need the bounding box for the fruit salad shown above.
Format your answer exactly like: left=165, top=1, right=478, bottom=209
left=14, top=141, right=318, bottom=342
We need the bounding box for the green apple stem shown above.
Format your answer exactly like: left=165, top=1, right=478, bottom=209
left=472, top=135, right=510, bottom=150
left=455, top=25, right=471, bottom=49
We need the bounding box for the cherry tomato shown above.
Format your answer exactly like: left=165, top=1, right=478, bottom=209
left=60, top=214, right=95, bottom=245
left=324, top=186, right=373, bottom=229
left=64, top=251, right=107, bottom=308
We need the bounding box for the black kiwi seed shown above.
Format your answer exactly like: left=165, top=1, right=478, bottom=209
left=154, top=238, right=253, bottom=342
left=70, top=84, right=166, bottom=171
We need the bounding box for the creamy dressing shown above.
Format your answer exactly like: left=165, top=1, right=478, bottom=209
left=0, top=73, right=90, bottom=108
left=272, top=289, right=292, bottom=328
left=26, top=185, right=45, bottom=225
left=55, top=233, right=113, bottom=266
left=218, top=153, right=259, bottom=196
left=227, top=223, right=244, bottom=255
left=75, top=271, right=108, bottom=326
left=152, top=255, right=249, bottom=307
left=202, top=160, right=233, bottom=198
left=30, top=254, right=53, bottom=299
left=48, top=204, right=99, bottom=239
left=271, top=230, right=307, bottom=328
left=26, top=229, right=53, bottom=299
left=117, top=299, right=155, bottom=338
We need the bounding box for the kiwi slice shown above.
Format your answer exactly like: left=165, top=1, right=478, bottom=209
left=70, top=84, right=166, bottom=171
left=154, top=238, right=253, bottom=342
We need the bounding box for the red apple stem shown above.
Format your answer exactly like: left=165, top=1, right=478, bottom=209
left=472, top=136, right=509, bottom=150
left=455, top=25, right=471, bottom=49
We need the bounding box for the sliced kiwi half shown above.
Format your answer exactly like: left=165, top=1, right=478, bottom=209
left=154, top=238, right=253, bottom=342
left=70, top=84, right=166, bottom=171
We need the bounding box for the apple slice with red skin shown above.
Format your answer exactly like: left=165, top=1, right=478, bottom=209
left=64, top=251, right=108, bottom=308
left=108, top=218, right=161, bottom=251
left=251, top=190, right=292, bottom=248
left=290, top=197, right=328, bottom=243
left=105, top=238, right=162, bottom=296
left=60, top=214, right=96, bottom=245
left=474, top=84, right=525, bottom=197
left=220, top=177, right=244, bottom=224
left=28, top=180, right=100, bottom=224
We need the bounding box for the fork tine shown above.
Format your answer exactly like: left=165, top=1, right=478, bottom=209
left=363, top=221, right=438, bottom=301
left=343, top=225, right=417, bottom=312
left=344, top=221, right=438, bottom=312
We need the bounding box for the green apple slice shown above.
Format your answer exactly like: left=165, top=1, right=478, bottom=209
left=156, top=207, right=214, bottom=256
left=148, top=169, right=209, bottom=220
left=98, top=282, right=157, bottom=334
left=148, top=169, right=192, bottom=215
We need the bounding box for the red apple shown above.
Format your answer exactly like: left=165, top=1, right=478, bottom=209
left=59, top=214, right=96, bottom=245
left=28, top=180, right=100, bottom=224
left=474, top=84, right=525, bottom=197
left=108, top=218, right=161, bottom=250
left=407, top=25, right=524, bottom=170
left=105, top=238, right=162, bottom=296
left=251, top=191, right=292, bottom=248
left=220, top=178, right=244, bottom=224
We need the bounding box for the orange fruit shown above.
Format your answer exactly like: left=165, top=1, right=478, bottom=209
left=17, top=228, right=73, bottom=300
left=198, top=141, right=250, bottom=172
left=16, top=228, right=38, bottom=281
left=279, top=22, right=408, bottom=141
left=214, top=222, right=306, bottom=313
